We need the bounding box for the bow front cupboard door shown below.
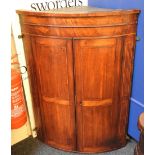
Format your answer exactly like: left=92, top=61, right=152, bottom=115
left=74, top=38, right=123, bottom=152
left=28, top=37, right=76, bottom=151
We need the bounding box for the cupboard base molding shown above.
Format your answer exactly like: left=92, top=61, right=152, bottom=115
left=41, top=138, right=127, bottom=153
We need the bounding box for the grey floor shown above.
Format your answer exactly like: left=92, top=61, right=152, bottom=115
left=11, top=136, right=136, bottom=155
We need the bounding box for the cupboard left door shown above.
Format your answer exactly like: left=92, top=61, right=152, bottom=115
left=24, top=36, right=76, bottom=151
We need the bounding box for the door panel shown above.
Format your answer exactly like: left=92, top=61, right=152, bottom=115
left=74, top=38, right=123, bottom=152
left=32, top=37, right=76, bottom=150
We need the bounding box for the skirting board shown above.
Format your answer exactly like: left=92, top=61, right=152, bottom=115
left=128, top=97, right=144, bottom=141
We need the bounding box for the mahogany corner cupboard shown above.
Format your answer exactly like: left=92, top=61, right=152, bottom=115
left=16, top=6, right=140, bottom=153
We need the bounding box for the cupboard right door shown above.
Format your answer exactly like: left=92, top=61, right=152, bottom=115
left=74, top=38, right=124, bottom=152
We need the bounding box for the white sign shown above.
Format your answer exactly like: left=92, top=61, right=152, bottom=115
left=18, top=0, right=88, bottom=11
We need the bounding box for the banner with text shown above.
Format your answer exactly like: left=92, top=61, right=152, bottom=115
left=18, top=0, right=88, bottom=11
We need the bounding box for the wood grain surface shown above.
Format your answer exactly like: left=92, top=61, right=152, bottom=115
left=17, top=6, right=140, bottom=153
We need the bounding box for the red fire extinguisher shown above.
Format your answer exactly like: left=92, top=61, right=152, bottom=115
left=11, top=54, right=27, bottom=129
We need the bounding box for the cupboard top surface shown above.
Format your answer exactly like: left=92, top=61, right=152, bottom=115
left=16, top=6, right=140, bottom=17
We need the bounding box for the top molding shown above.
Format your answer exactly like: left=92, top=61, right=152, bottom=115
left=16, top=6, right=140, bottom=17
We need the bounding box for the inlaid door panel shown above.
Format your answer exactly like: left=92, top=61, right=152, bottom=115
left=31, top=37, right=76, bottom=151
left=74, top=38, right=123, bottom=152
